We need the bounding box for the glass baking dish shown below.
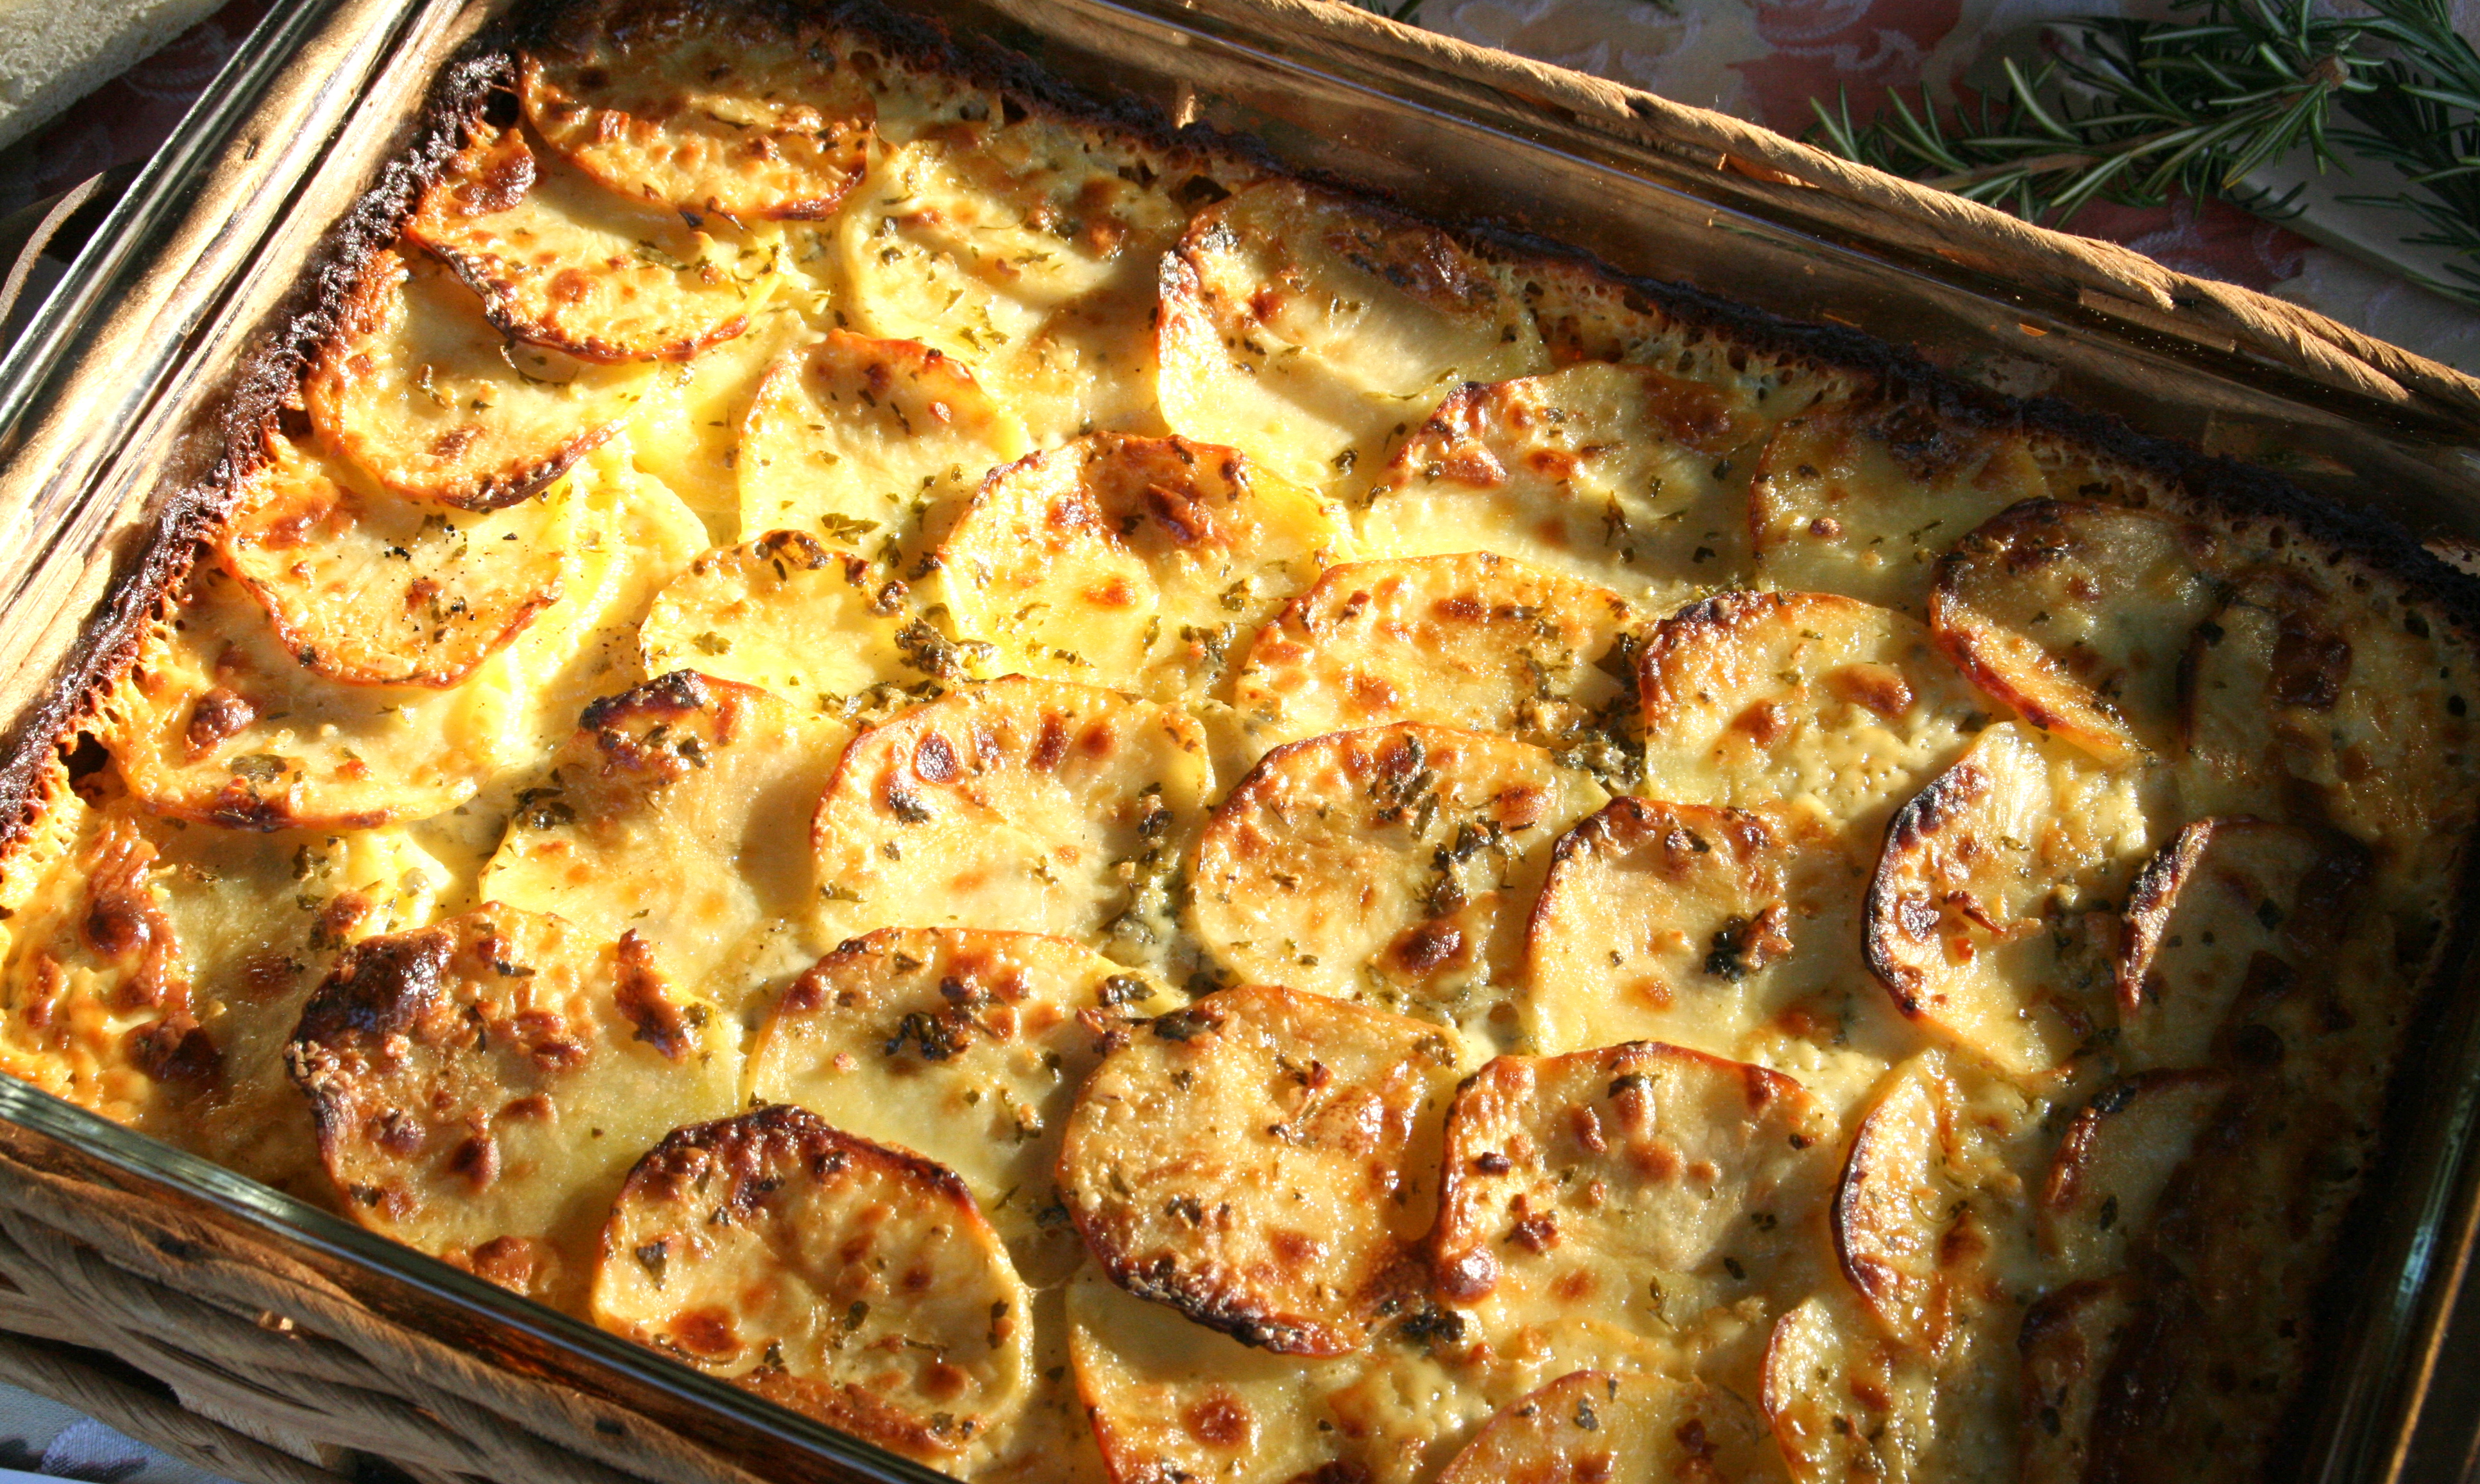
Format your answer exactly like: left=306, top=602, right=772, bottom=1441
left=0, top=0, right=2474, bottom=1478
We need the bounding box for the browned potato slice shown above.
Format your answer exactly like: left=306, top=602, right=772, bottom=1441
left=736, top=330, right=1031, bottom=556
left=1638, top=591, right=1987, bottom=848
left=637, top=532, right=915, bottom=709
left=747, top=927, right=1176, bottom=1283
left=1435, top=1043, right=1828, bottom=1345
left=103, top=565, right=521, bottom=831
left=2184, top=566, right=2479, bottom=848
left=1058, top=985, right=1460, bottom=1356
left=2038, top=1070, right=2232, bottom=1279
left=108, top=453, right=705, bottom=833
left=285, top=904, right=741, bottom=1306
left=809, top=677, right=1213, bottom=966
left=1929, top=500, right=2220, bottom=764
left=591, top=1106, right=1033, bottom=1467
left=838, top=116, right=1190, bottom=440
left=1832, top=1062, right=1991, bottom=1353
left=404, top=117, right=763, bottom=364
left=1188, top=724, right=1606, bottom=1023
left=1067, top=1265, right=1678, bottom=1484
left=1761, top=1290, right=1936, bottom=1483
left=1230, top=552, right=1638, bottom=763
left=1436, top=1369, right=1768, bottom=1484
left=1748, top=396, right=2045, bottom=614
left=122, top=794, right=449, bottom=1195
left=303, top=248, right=654, bottom=509
left=2018, top=1277, right=2142, bottom=1484
left=1357, top=361, right=1761, bottom=606
left=217, top=434, right=569, bottom=689
left=478, top=672, right=848, bottom=1000
left=1157, top=180, right=1547, bottom=489
left=1863, top=723, right=2157, bottom=1078
left=936, top=434, right=1342, bottom=701
left=2116, top=818, right=2368, bottom=1069
left=1518, top=799, right=1793, bottom=1058
left=519, top=1, right=872, bottom=219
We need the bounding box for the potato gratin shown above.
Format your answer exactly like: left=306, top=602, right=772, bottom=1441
left=2, top=2, right=2474, bottom=1480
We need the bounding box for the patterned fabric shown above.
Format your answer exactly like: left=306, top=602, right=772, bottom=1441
left=0, top=0, right=2470, bottom=1479
left=0, top=1388, right=237, bottom=1484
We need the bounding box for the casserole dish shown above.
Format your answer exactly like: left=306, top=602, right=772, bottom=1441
left=0, top=0, right=2477, bottom=1480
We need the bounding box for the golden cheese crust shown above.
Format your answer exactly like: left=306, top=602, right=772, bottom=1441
left=1056, top=985, right=1459, bottom=1356
left=15, top=4, right=2480, bottom=1479
left=285, top=902, right=741, bottom=1306
left=591, top=1105, right=1033, bottom=1464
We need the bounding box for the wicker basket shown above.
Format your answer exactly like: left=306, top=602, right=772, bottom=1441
left=0, top=0, right=2475, bottom=1480
left=0, top=1139, right=764, bottom=1484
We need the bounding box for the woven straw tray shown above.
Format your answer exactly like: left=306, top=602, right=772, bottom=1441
left=0, top=0, right=2477, bottom=1480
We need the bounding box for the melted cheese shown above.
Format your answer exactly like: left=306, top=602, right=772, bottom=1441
left=478, top=672, right=849, bottom=1004
left=1188, top=723, right=1605, bottom=1031
left=218, top=433, right=572, bottom=689
left=591, top=1106, right=1034, bottom=1469
left=747, top=927, right=1176, bottom=1285
left=304, top=249, right=655, bottom=509
left=287, top=902, right=743, bottom=1308
left=405, top=117, right=767, bottom=364
left=1157, top=180, right=1547, bottom=490
left=1358, top=360, right=1763, bottom=610
left=935, top=434, right=1342, bottom=702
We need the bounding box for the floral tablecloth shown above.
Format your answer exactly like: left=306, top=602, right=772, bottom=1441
left=0, top=0, right=2472, bottom=1480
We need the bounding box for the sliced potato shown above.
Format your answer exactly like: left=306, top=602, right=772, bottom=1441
left=478, top=672, right=848, bottom=1000
left=1831, top=1062, right=1987, bottom=1353
left=519, top=1, right=872, bottom=219
left=1057, top=985, right=1460, bottom=1356
left=1748, top=397, right=2045, bottom=613
left=1518, top=799, right=1792, bottom=1058
left=936, top=434, right=1342, bottom=701
left=1356, top=360, right=1762, bottom=607
left=838, top=116, right=1189, bottom=439
left=2018, top=1278, right=2143, bottom=1484
left=114, top=446, right=705, bottom=834
left=0, top=784, right=450, bottom=1202
left=304, top=248, right=654, bottom=509
left=2116, top=818, right=2368, bottom=1068
left=134, top=805, right=449, bottom=1195
left=746, top=927, right=1176, bottom=1283
left=2039, top=1070, right=2232, bottom=1280
left=1929, top=499, right=2220, bottom=764
left=809, top=677, right=1213, bottom=966
left=1188, top=723, right=1606, bottom=1024
left=1862, top=723, right=2132, bottom=1078
left=285, top=903, right=741, bottom=1307
left=1230, top=552, right=1638, bottom=763
left=736, top=330, right=1031, bottom=557
left=637, top=531, right=916, bottom=709
left=1436, top=1369, right=1767, bottom=1484
left=1156, top=180, right=1547, bottom=489
left=1637, top=590, right=1987, bottom=849
left=217, top=433, right=569, bottom=689
left=1760, top=1290, right=1936, bottom=1483
left=1432, top=1043, right=1828, bottom=1341
left=1067, top=1249, right=1678, bottom=1484
left=103, top=566, right=521, bottom=831
left=591, top=1106, right=1032, bottom=1466
left=2183, top=566, right=2479, bottom=847
left=405, top=117, right=763, bottom=363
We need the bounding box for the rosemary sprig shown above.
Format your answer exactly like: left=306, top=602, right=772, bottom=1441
left=1807, top=0, right=2480, bottom=308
